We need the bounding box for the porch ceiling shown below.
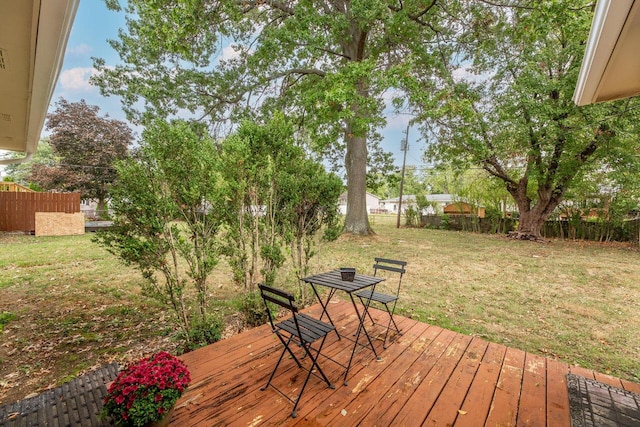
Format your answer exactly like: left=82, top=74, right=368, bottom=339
left=0, top=0, right=79, bottom=158
left=574, top=0, right=640, bottom=105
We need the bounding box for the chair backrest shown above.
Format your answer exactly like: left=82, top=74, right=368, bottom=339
left=259, top=283, right=299, bottom=329
left=373, top=258, right=407, bottom=296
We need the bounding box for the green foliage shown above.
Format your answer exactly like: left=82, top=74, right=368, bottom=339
left=92, top=0, right=461, bottom=234
left=94, top=119, right=223, bottom=346
left=235, top=291, right=269, bottom=328
left=2, top=138, right=57, bottom=187
left=323, top=217, right=344, bottom=243
left=180, top=315, right=223, bottom=352
left=0, top=311, right=15, bottom=332
left=440, top=214, right=451, bottom=230
left=218, top=115, right=342, bottom=300
left=404, top=205, right=421, bottom=227
left=416, top=1, right=640, bottom=238
left=31, top=100, right=133, bottom=218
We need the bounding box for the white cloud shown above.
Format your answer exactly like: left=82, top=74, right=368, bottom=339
left=59, top=67, right=98, bottom=92
left=222, top=45, right=241, bottom=61
left=452, top=66, right=493, bottom=84
left=214, top=44, right=244, bottom=66
left=66, top=43, right=92, bottom=56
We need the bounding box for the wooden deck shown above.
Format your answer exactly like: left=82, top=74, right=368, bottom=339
left=171, top=301, right=640, bottom=426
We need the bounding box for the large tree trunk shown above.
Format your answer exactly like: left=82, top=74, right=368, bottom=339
left=344, top=130, right=372, bottom=235
left=97, top=198, right=107, bottom=220
left=508, top=180, right=562, bottom=240
left=514, top=209, right=549, bottom=240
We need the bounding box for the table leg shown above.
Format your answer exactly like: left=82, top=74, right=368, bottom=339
left=310, top=283, right=341, bottom=340
left=343, top=289, right=381, bottom=386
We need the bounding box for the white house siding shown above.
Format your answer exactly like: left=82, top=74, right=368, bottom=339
left=380, top=194, right=456, bottom=215
left=338, top=192, right=382, bottom=215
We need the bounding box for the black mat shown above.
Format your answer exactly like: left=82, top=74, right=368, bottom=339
left=0, top=363, right=119, bottom=427
left=567, top=373, right=640, bottom=427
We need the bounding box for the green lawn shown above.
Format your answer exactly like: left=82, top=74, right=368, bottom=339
left=1, top=218, right=639, bottom=404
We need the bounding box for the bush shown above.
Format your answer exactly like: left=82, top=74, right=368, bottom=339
left=180, top=315, right=223, bottom=352
left=237, top=291, right=269, bottom=328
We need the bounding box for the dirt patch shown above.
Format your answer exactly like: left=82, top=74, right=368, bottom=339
left=0, top=287, right=176, bottom=405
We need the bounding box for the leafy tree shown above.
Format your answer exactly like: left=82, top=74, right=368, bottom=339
left=31, top=99, right=133, bottom=217
left=93, top=0, right=459, bottom=235
left=208, top=116, right=343, bottom=323
left=387, top=166, right=425, bottom=198
left=94, top=119, right=223, bottom=348
left=217, top=116, right=342, bottom=307
left=416, top=1, right=640, bottom=239
left=2, top=139, right=57, bottom=189
left=277, top=158, right=343, bottom=304
left=217, top=117, right=293, bottom=293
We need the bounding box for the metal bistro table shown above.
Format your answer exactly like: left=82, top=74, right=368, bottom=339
left=301, top=270, right=384, bottom=385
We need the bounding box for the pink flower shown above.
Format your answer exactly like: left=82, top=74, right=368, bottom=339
left=102, top=352, right=190, bottom=426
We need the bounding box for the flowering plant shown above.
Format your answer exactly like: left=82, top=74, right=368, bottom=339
left=102, top=351, right=191, bottom=427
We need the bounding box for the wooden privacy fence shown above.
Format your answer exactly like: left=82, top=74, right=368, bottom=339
left=0, top=192, right=80, bottom=233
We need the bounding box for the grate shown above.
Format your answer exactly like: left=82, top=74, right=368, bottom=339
left=567, top=373, right=640, bottom=427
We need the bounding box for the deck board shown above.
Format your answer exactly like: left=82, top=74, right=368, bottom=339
left=306, top=317, right=429, bottom=425
left=455, top=342, right=507, bottom=427
left=171, top=301, right=639, bottom=426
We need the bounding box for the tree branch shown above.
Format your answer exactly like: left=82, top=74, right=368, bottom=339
left=240, top=0, right=295, bottom=16
left=267, top=68, right=327, bottom=80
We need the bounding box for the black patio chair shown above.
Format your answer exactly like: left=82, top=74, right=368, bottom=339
left=258, top=283, right=336, bottom=418
left=354, top=257, right=407, bottom=349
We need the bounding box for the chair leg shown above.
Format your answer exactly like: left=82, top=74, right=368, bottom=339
left=291, top=336, right=334, bottom=418
left=262, top=347, right=287, bottom=391
left=382, top=303, right=402, bottom=349
left=306, top=337, right=334, bottom=389
left=262, top=336, right=299, bottom=391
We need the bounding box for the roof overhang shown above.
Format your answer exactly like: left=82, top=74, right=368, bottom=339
left=0, top=0, right=79, bottom=163
left=574, top=0, right=640, bottom=105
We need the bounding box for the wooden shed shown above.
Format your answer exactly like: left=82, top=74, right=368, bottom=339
left=443, top=202, right=486, bottom=218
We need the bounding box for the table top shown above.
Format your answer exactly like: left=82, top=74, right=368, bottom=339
left=301, top=270, right=384, bottom=293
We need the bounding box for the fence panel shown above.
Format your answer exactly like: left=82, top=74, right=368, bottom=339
left=0, top=192, right=80, bottom=232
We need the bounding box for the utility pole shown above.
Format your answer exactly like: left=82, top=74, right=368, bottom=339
left=396, top=122, right=410, bottom=228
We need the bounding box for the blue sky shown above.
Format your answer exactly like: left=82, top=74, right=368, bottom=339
left=52, top=1, right=423, bottom=167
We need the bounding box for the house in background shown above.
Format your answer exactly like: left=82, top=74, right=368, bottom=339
left=338, top=192, right=382, bottom=215
left=380, top=194, right=487, bottom=218
left=381, top=194, right=457, bottom=215
left=80, top=199, right=110, bottom=219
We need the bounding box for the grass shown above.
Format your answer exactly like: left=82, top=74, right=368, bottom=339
left=1, top=216, right=639, bottom=404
